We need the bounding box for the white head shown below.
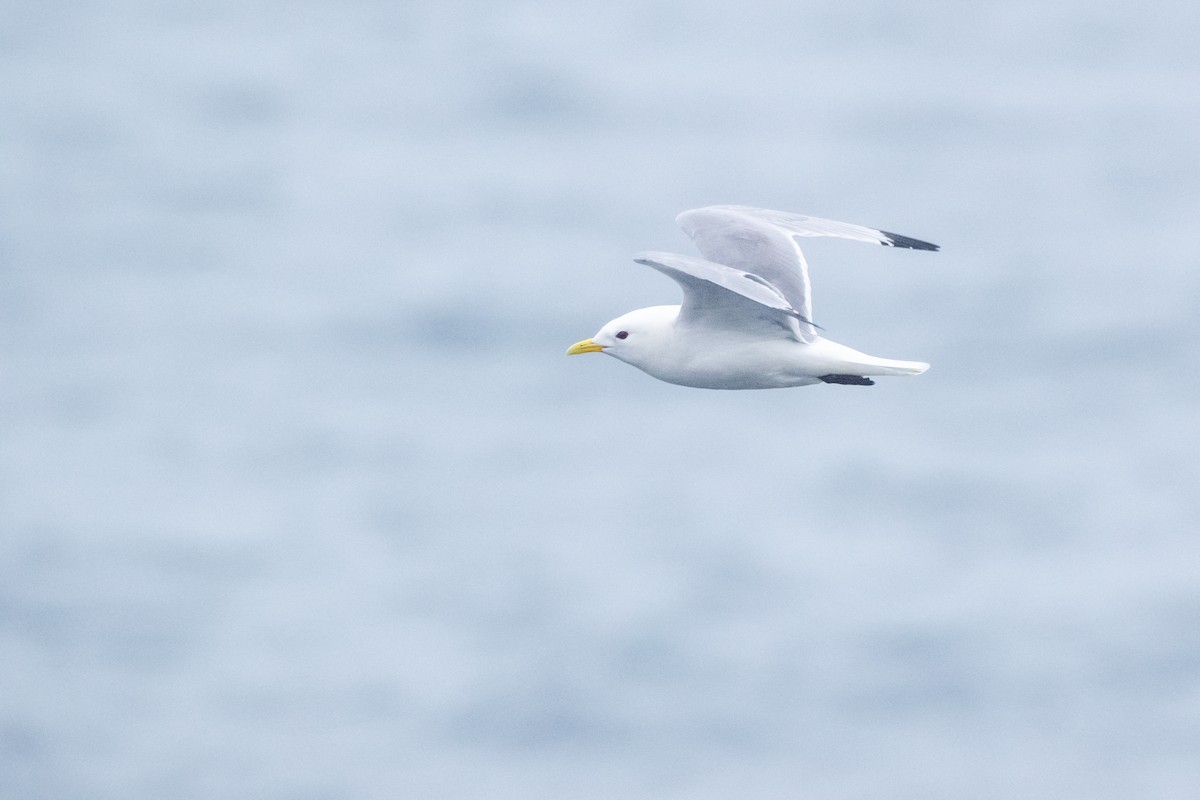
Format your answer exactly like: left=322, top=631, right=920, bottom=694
left=566, top=305, right=679, bottom=369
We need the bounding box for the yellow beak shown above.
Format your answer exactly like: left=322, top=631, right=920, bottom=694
left=566, top=338, right=605, bottom=355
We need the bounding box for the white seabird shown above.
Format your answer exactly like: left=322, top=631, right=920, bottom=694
left=567, top=205, right=938, bottom=389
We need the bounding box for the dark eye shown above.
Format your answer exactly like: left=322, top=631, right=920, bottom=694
left=615, top=330, right=629, bottom=340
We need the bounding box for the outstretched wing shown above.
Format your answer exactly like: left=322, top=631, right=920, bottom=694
left=676, top=205, right=939, bottom=334
left=633, top=251, right=812, bottom=342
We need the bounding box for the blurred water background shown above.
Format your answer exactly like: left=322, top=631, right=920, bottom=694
left=3, top=1, right=1199, bottom=798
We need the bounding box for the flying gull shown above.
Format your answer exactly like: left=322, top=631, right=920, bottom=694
left=566, top=205, right=938, bottom=389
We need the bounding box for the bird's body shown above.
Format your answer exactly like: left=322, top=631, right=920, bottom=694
left=567, top=205, right=939, bottom=390
left=597, top=304, right=929, bottom=390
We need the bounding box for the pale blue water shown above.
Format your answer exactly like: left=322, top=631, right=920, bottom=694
left=3, top=2, right=1199, bottom=798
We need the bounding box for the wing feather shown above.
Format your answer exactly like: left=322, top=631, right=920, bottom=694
left=676, top=205, right=939, bottom=334
left=633, top=251, right=811, bottom=341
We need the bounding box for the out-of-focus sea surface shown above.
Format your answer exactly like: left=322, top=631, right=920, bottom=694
left=3, top=2, right=1199, bottom=798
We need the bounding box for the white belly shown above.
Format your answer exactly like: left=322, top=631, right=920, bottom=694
left=628, top=333, right=924, bottom=390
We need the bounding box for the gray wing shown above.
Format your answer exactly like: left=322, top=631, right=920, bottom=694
left=676, top=205, right=939, bottom=331
left=633, top=251, right=812, bottom=342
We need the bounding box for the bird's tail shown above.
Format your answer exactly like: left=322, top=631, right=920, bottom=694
left=854, top=356, right=929, bottom=377
left=808, top=338, right=929, bottom=378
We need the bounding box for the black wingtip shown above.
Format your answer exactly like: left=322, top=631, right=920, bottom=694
left=819, top=374, right=875, bottom=386
left=880, top=231, right=940, bottom=251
